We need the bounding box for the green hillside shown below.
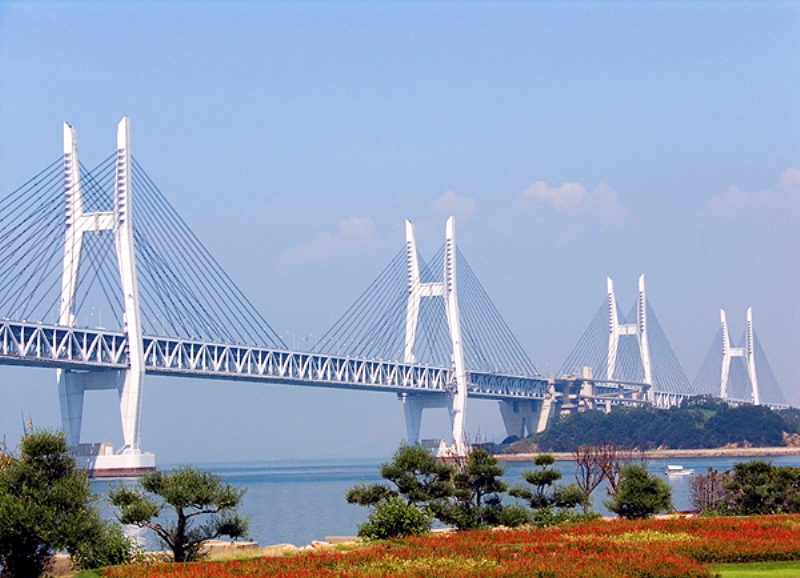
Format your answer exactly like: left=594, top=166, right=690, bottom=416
left=508, top=398, right=800, bottom=453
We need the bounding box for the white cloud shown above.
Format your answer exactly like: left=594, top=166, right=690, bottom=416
left=430, top=190, right=476, bottom=223
left=779, top=167, right=800, bottom=189
left=701, top=167, right=800, bottom=224
left=520, top=180, right=634, bottom=227
left=282, top=216, right=381, bottom=264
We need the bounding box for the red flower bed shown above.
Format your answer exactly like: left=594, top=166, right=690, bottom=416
left=103, top=514, right=800, bottom=578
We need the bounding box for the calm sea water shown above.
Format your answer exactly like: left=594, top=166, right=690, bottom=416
left=91, top=453, right=800, bottom=550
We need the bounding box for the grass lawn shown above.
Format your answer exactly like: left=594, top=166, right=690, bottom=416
left=712, top=561, right=800, bottom=578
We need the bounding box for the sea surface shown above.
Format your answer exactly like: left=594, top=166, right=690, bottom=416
left=91, top=453, right=800, bottom=550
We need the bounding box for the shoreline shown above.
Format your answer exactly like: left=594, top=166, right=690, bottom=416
left=497, top=446, right=800, bottom=462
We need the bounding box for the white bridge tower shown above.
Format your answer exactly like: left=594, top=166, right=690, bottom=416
left=720, top=307, right=760, bottom=405
left=607, top=275, right=652, bottom=394
left=57, top=118, right=154, bottom=474
left=401, top=217, right=469, bottom=456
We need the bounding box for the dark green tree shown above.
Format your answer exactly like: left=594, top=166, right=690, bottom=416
left=510, top=454, right=563, bottom=508
left=605, top=464, right=673, bottom=519
left=436, top=448, right=515, bottom=529
left=109, top=466, right=248, bottom=562
left=723, top=460, right=800, bottom=515
left=0, top=430, right=133, bottom=578
left=509, top=453, right=588, bottom=526
left=347, top=443, right=454, bottom=538
left=346, top=442, right=455, bottom=508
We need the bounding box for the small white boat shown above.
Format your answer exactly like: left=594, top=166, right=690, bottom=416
left=665, top=464, right=694, bottom=476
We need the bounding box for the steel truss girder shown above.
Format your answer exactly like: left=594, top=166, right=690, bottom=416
left=0, top=320, right=546, bottom=399
left=652, top=391, right=691, bottom=409
left=0, top=320, right=128, bottom=368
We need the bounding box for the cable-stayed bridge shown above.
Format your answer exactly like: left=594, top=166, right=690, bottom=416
left=0, top=118, right=789, bottom=472
left=0, top=118, right=548, bottom=470
left=558, top=275, right=694, bottom=410
left=693, top=308, right=786, bottom=408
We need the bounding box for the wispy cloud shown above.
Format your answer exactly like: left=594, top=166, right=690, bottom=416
left=700, top=167, right=800, bottom=225
left=281, top=216, right=381, bottom=264
left=519, top=181, right=635, bottom=228
left=430, top=190, right=476, bottom=223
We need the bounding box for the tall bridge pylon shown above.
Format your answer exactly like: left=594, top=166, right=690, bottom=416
left=559, top=275, right=693, bottom=408
left=607, top=276, right=652, bottom=387
left=403, top=218, right=468, bottom=456
left=693, top=308, right=786, bottom=407
left=721, top=308, right=758, bottom=404
left=57, top=118, right=151, bottom=471
left=0, top=117, right=286, bottom=472
left=313, top=218, right=544, bottom=454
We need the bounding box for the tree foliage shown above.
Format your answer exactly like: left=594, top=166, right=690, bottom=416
left=347, top=443, right=454, bottom=538
left=348, top=444, right=531, bottom=536
left=519, top=399, right=795, bottom=453
left=435, top=448, right=514, bottom=529
left=110, top=466, right=248, bottom=562
left=0, top=430, right=133, bottom=578
left=605, top=464, right=673, bottom=519
left=691, top=459, right=800, bottom=515
left=509, top=454, right=590, bottom=526
left=356, top=496, right=433, bottom=540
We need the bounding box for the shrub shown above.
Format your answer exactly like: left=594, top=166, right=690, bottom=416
left=495, top=503, right=530, bottom=527
left=71, top=520, right=141, bottom=570
left=357, top=496, right=432, bottom=540
left=605, top=464, right=673, bottom=519
left=0, top=430, right=134, bottom=577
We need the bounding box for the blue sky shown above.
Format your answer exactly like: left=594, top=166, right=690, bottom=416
left=0, top=2, right=798, bottom=462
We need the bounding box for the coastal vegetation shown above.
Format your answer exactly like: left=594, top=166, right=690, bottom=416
left=347, top=444, right=599, bottom=538
left=690, top=459, right=800, bottom=515
left=605, top=464, right=673, bottom=519
left=0, top=430, right=134, bottom=578
left=109, top=466, right=249, bottom=563
left=4, top=431, right=800, bottom=577
left=100, top=514, right=800, bottom=578
left=507, top=453, right=590, bottom=525
left=347, top=443, right=659, bottom=539
left=508, top=398, right=800, bottom=453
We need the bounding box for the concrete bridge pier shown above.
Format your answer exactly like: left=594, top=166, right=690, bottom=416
left=400, top=393, right=451, bottom=445
left=498, top=384, right=557, bottom=440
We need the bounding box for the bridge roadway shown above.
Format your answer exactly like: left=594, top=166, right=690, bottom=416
left=0, top=319, right=548, bottom=401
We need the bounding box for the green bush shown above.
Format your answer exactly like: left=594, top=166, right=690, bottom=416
left=436, top=448, right=510, bottom=530
left=605, top=464, right=673, bottom=519
left=70, top=520, right=141, bottom=570
left=357, top=496, right=432, bottom=540
left=495, top=503, right=531, bottom=527
left=0, top=430, right=134, bottom=577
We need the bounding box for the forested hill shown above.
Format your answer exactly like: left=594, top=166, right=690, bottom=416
left=507, top=398, right=800, bottom=453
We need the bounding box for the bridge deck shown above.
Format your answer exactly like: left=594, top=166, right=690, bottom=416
left=0, top=320, right=547, bottom=400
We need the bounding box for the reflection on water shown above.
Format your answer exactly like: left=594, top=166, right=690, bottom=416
left=91, top=453, right=800, bottom=550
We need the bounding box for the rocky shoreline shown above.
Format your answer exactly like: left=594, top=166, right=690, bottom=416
left=497, top=446, right=800, bottom=462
